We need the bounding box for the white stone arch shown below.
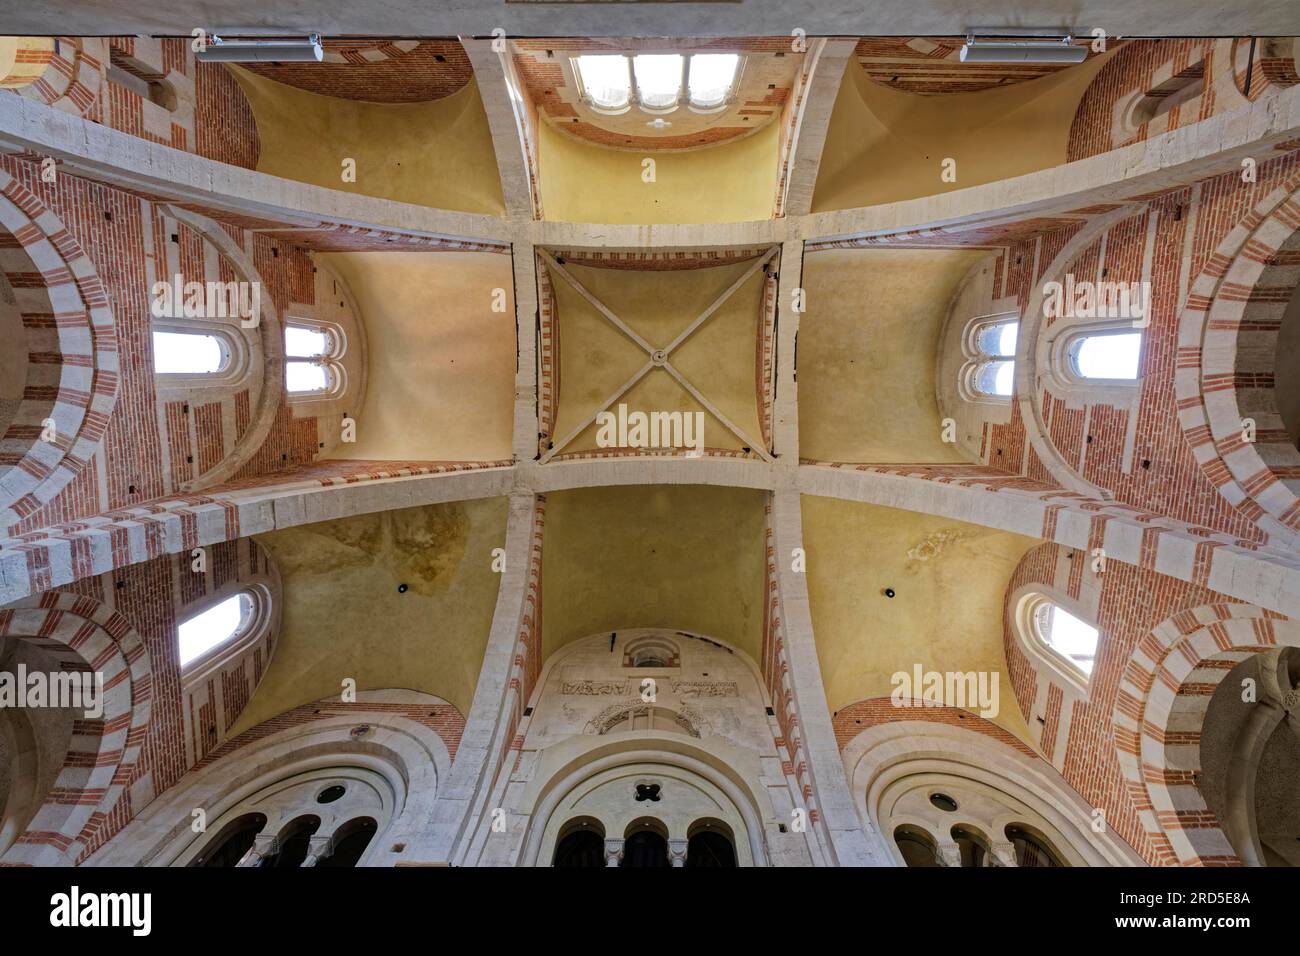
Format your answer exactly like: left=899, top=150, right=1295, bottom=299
left=85, top=694, right=452, bottom=867
left=842, top=719, right=1143, bottom=867
left=517, top=735, right=773, bottom=867
left=1015, top=204, right=1146, bottom=500
left=154, top=206, right=285, bottom=493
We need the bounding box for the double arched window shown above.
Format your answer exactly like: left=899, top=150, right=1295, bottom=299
left=284, top=319, right=348, bottom=398
left=960, top=314, right=1018, bottom=400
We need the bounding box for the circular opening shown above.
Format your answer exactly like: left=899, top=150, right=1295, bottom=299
left=316, top=785, right=346, bottom=804
left=929, top=792, right=959, bottom=812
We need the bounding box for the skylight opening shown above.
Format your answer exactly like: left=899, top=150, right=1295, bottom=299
left=1035, top=603, right=1099, bottom=675
left=285, top=325, right=330, bottom=358
left=633, top=54, right=683, bottom=109
left=687, top=53, right=739, bottom=108
left=575, top=54, right=631, bottom=110
left=179, top=593, right=250, bottom=668
left=286, top=360, right=331, bottom=394
left=153, top=330, right=225, bottom=375
left=1071, top=332, right=1142, bottom=380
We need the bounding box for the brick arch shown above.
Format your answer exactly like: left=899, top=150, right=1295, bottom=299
left=0, top=590, right=152, bottom=865
left=0, top=170, right=118, bottom=532
left=16, top=37, right=105, bottom=117
left=1111, top=603, right=1298, bottom=866
left=1175, top=177, right=1300, bottom=548
left=1233, top=38, right=1300, bottom=100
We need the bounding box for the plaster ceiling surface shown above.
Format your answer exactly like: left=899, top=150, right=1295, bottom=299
left=241, top=38, right=472, bottom=102
left=548, top=256, right=769, bottom=456
left=321, top=250, right=516, bottom=463
left=513, top=38, right=802, bottom=152
left=230, top=498, right=509, bottom=736
left=798, top=246, right=985, bottom=463
left=800, top=495, right=1039, bottom=744
left=539, top=485, right=768, bottom=666
left=5, top=2, right=1297, bottom=38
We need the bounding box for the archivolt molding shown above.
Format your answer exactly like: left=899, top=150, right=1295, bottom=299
left=160, top=206, right=287, bottom=493
left=1112, top=604, right=1300, bottom=866
left=85, top=697, right=453, bottom=866
left=1174, top=178, right=1300, bottom=549
left=842, top=719, right=1143, bottom=867
left=515, top=737, right=774, bottom=867
left=1014, top=204, right=1144, bottom=501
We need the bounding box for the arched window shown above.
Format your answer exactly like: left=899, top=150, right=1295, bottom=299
left=951, top=825, right=990, bottom=867
left=1129, top=60, right=1205, bottom=128
left=687, top=54, right=741, bottom=110
left=317, top=817, right=377, bottom=868
left=1067, top=329, right=1142, bottom=381
left=284, top=319, right=346, bottom=398
left=267, top=815, right=320, bottom=868
left=961, top=315, right=1018, bottom=400
left=632, top=54, right=683, bottom=110
left=189, top=813, right=266, bottom=867
left=621, top=819, right=669, bottom=867
left=178, top=587, right=271, bottom=676
left=686, top=819, right=737, bottom=867
left=552, top=817, right=605, bottom=867
left=152, top=330, right=229, bottom=375
left=1006, top=824, right=1065, bottom=867
left=1032, top=601, right=1099, bottom=677
left=893, top=825, right=939, bottom=867
left=178, top=592, right=257, bottom=669
left=622, top=635, right=680, bottom=668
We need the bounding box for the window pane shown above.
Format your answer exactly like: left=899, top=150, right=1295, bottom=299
left=1036, top=603, right=1099, bottom=675
left=153, top=330, right=224, bottom=374
left=286, top=361, right=330, bottom=394
left=179, top=593, right=249, bottom=667
left=995, top=322, right=1018, bottom=357
left=285, top=325, right=329, bottom=358
left=575, top=55, right=631, bottom=109
left=1072, top=332, right=1141, bottom=380
left=688, top=53, right=739, bottom=108
left=974, top=359, right=1014, bottom=397
left=976, top=320, right=1017, bottom=357
left=633, top=54, right=683, bottom=109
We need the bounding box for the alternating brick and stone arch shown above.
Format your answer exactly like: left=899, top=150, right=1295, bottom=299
left=0, top=590, right=152, bottom=866
left=0, top=168, right=118, bottom=532
left=1176, top=178, right=1300, bottom=548
left=1111, top=603, right=1299, bottom=866
left=14, top=37, right=106, bottom=117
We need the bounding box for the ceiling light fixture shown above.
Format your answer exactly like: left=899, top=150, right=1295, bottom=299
left=195, top=34, right=324, bottom=63
left=961, top=29, right=1087, bottom=64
